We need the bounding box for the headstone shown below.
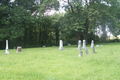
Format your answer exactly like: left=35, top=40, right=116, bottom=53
left=90, top=40, right=94, bottom=48
left=79, top=51, right=83, bottom=57
left=85, top=48, right=88, bottom=55
left=68, top=44, right=71, bottom=46
left=77, top=40, right=82, bottom=50
left=92, top=46, right=95, bottom=53
left=59, top=40, right=63, bottom=50
left=16, top=46, right=22, bottom=53
left=43, top=45, right=46, bottom=47
left=5, top=40, right=9, bottom=54
left=82, top=40, right=86, bottom=49
left=96, top=45, right=100, bottom=47
left=96, top=45, right=103, bottom=47
left=13, top=47, right=16, bottom=49
left=90, top=40, right=95, bottom=53
left=52, top=45, right=56, bottom=47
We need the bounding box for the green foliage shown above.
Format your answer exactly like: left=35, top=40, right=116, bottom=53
left=0, top=0, right=60, bottom=48
left=1, top=0, right=120, bottom=49
left=59, top=0, right=120, bottom=43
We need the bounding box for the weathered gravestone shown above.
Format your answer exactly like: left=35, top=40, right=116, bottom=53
left=5, top=40, right=9, bottom=54
left=85, top=48, right=88, bottom=55
left=90, top=40, right=94, bottom=48
left=90, top=40, right=96, bottom=53
left=96, top=45, right=100, bottom=47
left=13, top=47, right=16, bottom=49
left=59, top=40, right=63, bottom=50
left=52, top=45, right=56, bottom=47
left=16, top=46, right=22, bottom=53
left=77, top=40, right=82, bottom=50
left=68, top=44, right=71, bottom=46
left=43, top=45, right=46, bottom=47
left=82, top=40, right=86, bottom=49
left=79, top=51, right=83, bottom=57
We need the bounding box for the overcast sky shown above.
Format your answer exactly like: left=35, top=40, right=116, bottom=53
left=10, top=0, right=65, bottom=15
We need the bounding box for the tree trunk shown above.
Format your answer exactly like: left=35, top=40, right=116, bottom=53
left=84, top=19, right=89, bottom=45
left=102, top=23, right=107, bottom=43
left=77, top=30, right=81, bottom=41
left=55, top=27, right=59, bottom=46
left=39, top=28, right=42, bottom=45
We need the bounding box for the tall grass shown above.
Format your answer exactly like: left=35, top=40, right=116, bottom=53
left=0, top=43, right=120, bottom=80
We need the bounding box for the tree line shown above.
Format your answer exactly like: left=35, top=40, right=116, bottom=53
left=0, top=0, right=120, bottom=49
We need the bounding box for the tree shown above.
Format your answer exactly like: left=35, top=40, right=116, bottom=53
left=60, top=0, right=100, bottom=44
left=0, top=0, right=60, bottom=48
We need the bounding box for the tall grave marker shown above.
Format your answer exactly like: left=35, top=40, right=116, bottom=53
left=5, top=40, right=9, bottom=54
left=77, top=40, right=82, bottom=50
left=82, top=40, right=86, bottom=49
left=91, top=40, right=96, bottom=53
left=59, top=40, right=63, bottom=50
left=82, top=40, right=89, bottom=55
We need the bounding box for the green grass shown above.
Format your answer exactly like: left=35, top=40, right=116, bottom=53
left=0, top=43, right=120, bottom=80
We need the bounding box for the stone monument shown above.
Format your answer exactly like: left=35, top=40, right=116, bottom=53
left=5, top=40, right=9, bottom=54
left=68, top=44, right=71, bottom=46
left=90, top=40, right=95, bottom=53
left=85, top=48, right=88, bottom=55
left=59, top=40, right=63, bottom=50
left=16, top=46, right=22, bottom=53
left=90, top=40, right=94, bottom=48
left=82, top=40, right=86, bottom=49
left=77, top=40, right=82, bottom=50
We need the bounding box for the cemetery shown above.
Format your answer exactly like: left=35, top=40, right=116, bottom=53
left=1, top=0, right=120, bottom=80
left=0, top=40, right=120, bottom=80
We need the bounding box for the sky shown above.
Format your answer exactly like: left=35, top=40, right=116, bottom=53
left=47, top=0, right=66, bottom=15
left=10, top=0, right=65, bottom=15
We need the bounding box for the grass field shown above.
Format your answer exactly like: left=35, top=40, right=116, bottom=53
left=0, top=43, right=120, bottom=80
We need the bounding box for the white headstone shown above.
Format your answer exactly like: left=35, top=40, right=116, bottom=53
left=5, top=40, right=9, bottom=54
left=59, top=40, right=63, bottom=50
left=90, top=40, right=95, bottom=53
left=90, top=40, right=94, bottom=48
left=96, top=45, right=100, bottom=47
left=82, top=40, right=86, bottom=49
left=77, top=40, right=82, bottom=50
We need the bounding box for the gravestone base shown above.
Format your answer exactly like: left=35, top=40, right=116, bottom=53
left=16, top=46, right=22, bottom=53
left=59, top=47, right=63, bottom=50
left=78, top=47, right=83, bottom=50
left=5, top=49, right=9, bottom=54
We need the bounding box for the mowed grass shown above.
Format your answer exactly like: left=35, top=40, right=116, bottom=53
left=0, top=43, right=120, bottom=80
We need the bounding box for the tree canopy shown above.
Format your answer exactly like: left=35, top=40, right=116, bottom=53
left=0, top=0, right=120, bottom=49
